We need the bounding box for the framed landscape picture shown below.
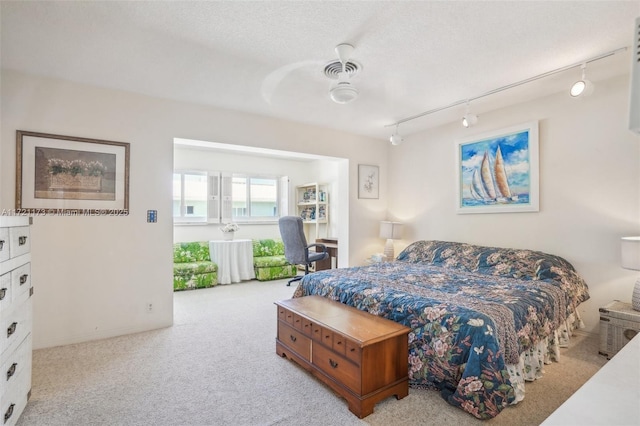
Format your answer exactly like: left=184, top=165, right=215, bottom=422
left=455, top=121, right=539, bottom=214
left=16, top=131, right=130, bottom=215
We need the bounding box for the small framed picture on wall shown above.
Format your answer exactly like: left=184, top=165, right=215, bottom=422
left=358, top=164, right=379, bottom=199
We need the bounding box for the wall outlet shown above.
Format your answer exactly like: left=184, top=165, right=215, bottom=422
left=147, top=303, right=153, bottom=313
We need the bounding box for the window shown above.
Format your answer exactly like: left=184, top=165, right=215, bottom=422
left=173, top=171, right=208, bottom=222
left=232, top=176, right=279, bottom=220
left=173, top=171, right=287, bottom=223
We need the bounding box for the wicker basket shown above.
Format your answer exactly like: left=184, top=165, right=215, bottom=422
left=599, top=300, right=640, bottom=359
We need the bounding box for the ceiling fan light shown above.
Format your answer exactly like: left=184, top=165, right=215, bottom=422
left=330, top=81, right=359, bottom=104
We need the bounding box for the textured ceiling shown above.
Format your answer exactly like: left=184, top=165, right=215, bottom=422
left=1, top=1, right=639, bottom=141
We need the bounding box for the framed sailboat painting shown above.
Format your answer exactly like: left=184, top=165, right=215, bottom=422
left=456, top=121, right=539, bottom=214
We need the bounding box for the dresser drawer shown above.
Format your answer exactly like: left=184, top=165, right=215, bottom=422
left=0, top=334, right=31, bottom=396
left=0, top=229, right=9, bottom=263
left=10, top=264, right=30, bottom=302
left=313, top=343, right=360, bottom=394
left=278, top=322, right=311, bottom=361
left=0, top=343, right=30, bottom=426
left=0, top=273, right=11, bottom=314
left=0, top=300, right=31, bottom=358
left=8, top=228, right=29, bottom=260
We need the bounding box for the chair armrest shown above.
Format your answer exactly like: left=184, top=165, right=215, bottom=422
left=306, top=243, right=327, bottom=253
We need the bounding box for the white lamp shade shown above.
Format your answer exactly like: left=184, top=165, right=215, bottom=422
left=379, top=221, right=403, bottom=240
left=621, top=236, right=640, bottom=271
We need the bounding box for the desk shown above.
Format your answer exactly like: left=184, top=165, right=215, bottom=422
left=315, top=238, right=338, bottom=271
left=209, top=239, right=255, bottom=285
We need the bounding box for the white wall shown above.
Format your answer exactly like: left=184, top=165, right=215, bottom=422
left=388, top=74, right=640, bottom=333
left=0, top=70, right=389, bottom=349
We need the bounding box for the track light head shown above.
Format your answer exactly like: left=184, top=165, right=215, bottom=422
left=390, top=124, right=403, bottom=145
left=570, top=79, right=594, bottom=98
left=570, top=64, right=595, bottom=98
left=390, top=133, right=404, bottom=145
left=462, top=100, right=478, bottom=128
left=462, top=114, right=478, bottom=128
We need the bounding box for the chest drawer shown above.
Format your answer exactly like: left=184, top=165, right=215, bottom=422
left=278, top=321, right=311, bottom=361
left=313, top=342, right=360, bottom=394
left=345, top=339, right=361, bottom=365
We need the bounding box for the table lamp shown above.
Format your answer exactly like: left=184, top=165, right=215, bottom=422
left=621, top=236, right=640, bottom=311
left=379, top=221, right=403, bottom=261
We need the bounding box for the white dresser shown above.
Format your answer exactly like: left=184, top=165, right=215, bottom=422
left=0, top=217, right=32, bottom=426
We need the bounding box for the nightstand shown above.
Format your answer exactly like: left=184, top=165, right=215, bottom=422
left=599, top=300, right=640, bottom=359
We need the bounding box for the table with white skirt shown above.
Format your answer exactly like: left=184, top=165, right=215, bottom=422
left=209, top=239, right=255, bottom=284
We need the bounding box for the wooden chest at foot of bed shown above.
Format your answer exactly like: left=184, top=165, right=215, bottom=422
left=599, top=300, right=640, bottom=359
left=275, top=295, right=410, bottom=418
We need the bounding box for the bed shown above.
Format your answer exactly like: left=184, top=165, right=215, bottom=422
left=292, top=240, right=590, bottom=419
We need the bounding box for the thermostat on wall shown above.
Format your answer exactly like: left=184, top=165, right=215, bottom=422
left=147, top=210, right=157, bottom=223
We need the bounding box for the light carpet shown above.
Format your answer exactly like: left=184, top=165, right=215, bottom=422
left=17, top=279, right=606, bottom=426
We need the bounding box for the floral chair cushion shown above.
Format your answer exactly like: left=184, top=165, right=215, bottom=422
left=252, top=239, right=297, bottom=281
left=173, top=242, right=218, bottom=291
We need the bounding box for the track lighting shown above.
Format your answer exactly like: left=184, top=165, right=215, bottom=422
left=390, top=124, right=403, bottom=145
left=570, top=63, right=594, bottom=98
left=462, top=101, right=478, bottom=128
left=385, top=47, right=624, bottom=133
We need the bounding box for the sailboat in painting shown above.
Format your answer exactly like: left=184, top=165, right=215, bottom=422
left=469, top=146, right=518, bottom=203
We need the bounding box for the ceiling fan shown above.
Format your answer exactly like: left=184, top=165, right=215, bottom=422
left=260, top=42, right=362, bottom=105
left=327, top=43, right=360, bottom=104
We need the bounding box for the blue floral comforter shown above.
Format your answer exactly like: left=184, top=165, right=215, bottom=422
left=292, top=240, right=590, bottom=419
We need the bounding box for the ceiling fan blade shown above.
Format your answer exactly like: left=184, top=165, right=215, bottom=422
left=260, top=60, right=323, bottom=104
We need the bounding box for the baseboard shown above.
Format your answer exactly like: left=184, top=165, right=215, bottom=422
left=34, top=320, right=173, bottom=350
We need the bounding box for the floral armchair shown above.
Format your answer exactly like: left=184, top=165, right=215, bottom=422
left=252, top=239, right=297, bottom=281
left=173, top=242, right=218, bottom=290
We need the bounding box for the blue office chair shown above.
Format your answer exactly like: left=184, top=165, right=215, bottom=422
left=278, top=216, right=328, bottom=286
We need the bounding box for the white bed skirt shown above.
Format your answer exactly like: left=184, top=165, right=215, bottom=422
left=506, top=311, right=585, bottom=403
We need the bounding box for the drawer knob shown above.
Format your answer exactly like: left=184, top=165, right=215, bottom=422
left=329, top=359, right=338, bottom=369
left=289, top=334, right=297, bottom=343
left=7, top=322, right=17, bottom=338
left=3, top=403, right=14, bottom=423
left=18, top=236, right=27, bottom=246
left=0, top=240, right=4, bottom=250
left=0, top=288, right=6, bottom=301
left=19, top=274, right=28, bottom=285
left=6, top=363, right=16, bottom=381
